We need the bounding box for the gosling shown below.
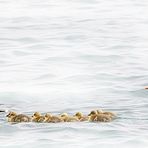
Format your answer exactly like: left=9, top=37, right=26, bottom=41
left=44, top=113, right=64, bottom=123
left=32, top=112, right=45, bottom=122
left=96, top=109, right=116, bottom=118
left=60, top=113, right=79, bottom=122
left=6, top=112, right=31, bottom=122
left=74, top=112, right=88, bottom=121
left=88, top=110, right=112, bottom=122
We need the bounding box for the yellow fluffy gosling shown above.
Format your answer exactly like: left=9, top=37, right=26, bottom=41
left=74, top=112, right=88, bottom=121
left=32, top=112, right=45, bottom=122
left=6, top=112, right=31, bottom=122
left=60, top=113, right=79, bottom=122
left=96, top=109, right=116, bottom=118
left=88, top=110, right=112, bottom=122
left=44, top=113, right=64, bottom=123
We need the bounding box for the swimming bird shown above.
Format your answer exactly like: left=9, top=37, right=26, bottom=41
left=44, top=113, right=64, bottom=123
left=32, top=112, right=45, bottom=122
left=6, top=112, right=31, bottom=122
left=74, top=112, right=88, bottom=121
left=60, top=113, right=79, bottom=122
left=96, top=109, right=116, bottom=118
left=88, top=110, right=112, bottom=122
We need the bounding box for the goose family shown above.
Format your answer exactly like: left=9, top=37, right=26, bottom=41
left=6, top=109, right=116, bottom=123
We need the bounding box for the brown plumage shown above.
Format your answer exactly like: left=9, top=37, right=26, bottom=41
left=32, top=112, right=45, bottom=122
left=96, top=109, right=116, bottom=118
left=6, top=112, right=31, bottom=122
left=74, top=112, right=88, bottom=121
left=60, top=113, right=79, bottom=122
left=44, top=113, right=64, bottom=123
left=88, top=110, right=112, bottom=122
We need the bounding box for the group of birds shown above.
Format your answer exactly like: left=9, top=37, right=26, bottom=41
left=6, top=109, right=116, bottom=123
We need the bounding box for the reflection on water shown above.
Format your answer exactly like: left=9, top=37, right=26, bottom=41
left=0, top=0, right=148, bottom=147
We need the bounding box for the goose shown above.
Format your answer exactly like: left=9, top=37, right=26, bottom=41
left=88, top=110, right=112, bottom=122
left=44, top=113, right=64, bottom=123
left=74, top=112, right=88, bottom=121
left=60, top=113, right=79, bottom=122
left=32, top=112, right=45, bottom=122
left=96, top=109, right=116, bottom=118
left=6, top=112, right=31, bottom=122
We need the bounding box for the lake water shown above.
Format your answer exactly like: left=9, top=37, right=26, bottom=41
left=0, top=0, right=148, bottom=147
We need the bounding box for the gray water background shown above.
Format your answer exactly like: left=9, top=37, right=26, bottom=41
left=0, top=0, right=148, bottom=147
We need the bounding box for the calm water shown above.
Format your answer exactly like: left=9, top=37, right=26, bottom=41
left=0, top=0, right=148, bottom=147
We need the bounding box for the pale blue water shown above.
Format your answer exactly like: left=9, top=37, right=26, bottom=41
left=0, top=0, right=148, bottom=147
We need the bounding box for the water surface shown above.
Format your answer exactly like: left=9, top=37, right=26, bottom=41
left=0, top=0, right=148, bottom=147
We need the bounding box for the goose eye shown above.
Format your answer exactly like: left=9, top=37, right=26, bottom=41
left=91, top=111, right=95, bottom=115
